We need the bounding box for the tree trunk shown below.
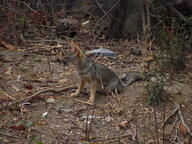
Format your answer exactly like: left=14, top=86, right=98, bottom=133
left=108, top=0, right=144, bottom=39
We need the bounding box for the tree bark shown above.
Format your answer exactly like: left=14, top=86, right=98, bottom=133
left=108, top=0, right=144, bottom=39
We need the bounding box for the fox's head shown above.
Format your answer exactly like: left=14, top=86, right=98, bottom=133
left=70, top=40, right=86, bottom=61
left=70, top=40, right=91, bottom=69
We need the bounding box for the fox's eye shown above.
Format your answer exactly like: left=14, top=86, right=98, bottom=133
left=87, top=55, right=91, bottom=58
left=86, top=54, right=94, bottom=59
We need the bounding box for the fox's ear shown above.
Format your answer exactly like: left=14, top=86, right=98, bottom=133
left=70, top=40, right=85, bottom=60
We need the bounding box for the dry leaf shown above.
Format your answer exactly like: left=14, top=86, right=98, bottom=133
left=143, top=56, right=153, bottom=62
left=179, top=123, right=187, bottom=137
left=0, top=40, right=16, bottom=50
left=119, top=120, right=129, bottom=129
left=9, top=124, right=26, bottom=131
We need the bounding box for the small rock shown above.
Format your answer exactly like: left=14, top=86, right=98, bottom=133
left=16, top=75, right=22, bottom=82
left=63, top=118, right=70, bottom=122
left=130, top=47, right=142, bottom=56
left=42, top=112, right=48, bottom=118
left=151, top=77, right=157, bottom=82
left=105, top=116, right=113, bottom=123
left=46, top=98, right=55, bottom=103
left=56, top=19, right=78, bottom=38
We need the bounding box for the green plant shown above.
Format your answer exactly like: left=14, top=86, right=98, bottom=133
left=146, top=76, right=165, bottom=106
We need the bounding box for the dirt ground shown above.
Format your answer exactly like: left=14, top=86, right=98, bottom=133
left=0, top=39, right=192, bottom=144
left=0, top=19, right=192, bottom=144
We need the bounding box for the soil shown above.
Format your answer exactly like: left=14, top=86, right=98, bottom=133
left=0, top=20, right=192, bottom=144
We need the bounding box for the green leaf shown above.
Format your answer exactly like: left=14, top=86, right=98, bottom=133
left=18, top=15, right=25, bottom=25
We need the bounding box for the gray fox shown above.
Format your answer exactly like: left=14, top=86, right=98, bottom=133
left=71, top=41, right=145, bottom=105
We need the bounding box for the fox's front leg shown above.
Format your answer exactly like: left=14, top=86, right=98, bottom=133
left=73, top=79, right=85, bottom=97
left=87, top=82, right=97, bottom=105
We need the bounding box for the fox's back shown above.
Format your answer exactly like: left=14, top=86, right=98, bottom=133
left=94, top=62, right=123, bottom=92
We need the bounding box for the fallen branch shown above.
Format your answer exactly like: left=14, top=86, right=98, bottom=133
left=161, top=105, right=179, bottom=128
left=0, top=90, right=17, bottom=100
left=0, top=86, right=76, bottom=110
left=91, top=133, right=139, bottom=144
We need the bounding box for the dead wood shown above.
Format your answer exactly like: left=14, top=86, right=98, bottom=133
left=161, top=105, right=180, bottom=128
left=91, top=133, right=139, bottom=144
left=0, top=86, right=76, bottom=110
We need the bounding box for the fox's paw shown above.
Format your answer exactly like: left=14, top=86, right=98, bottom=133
left=73, top=98, right=94, bottom=105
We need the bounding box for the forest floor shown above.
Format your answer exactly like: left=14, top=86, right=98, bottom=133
left=0, top=16, right=192, bottom=144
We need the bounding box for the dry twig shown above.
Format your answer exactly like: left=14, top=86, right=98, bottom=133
left=161, top=104, right=192, bottom=138
left=161, top=105, right=179, bottom=128
left=0, top=90, right=17, bottom=100
left=92, top=133, right=139, bottom=144
left=0, top=86, right=76, bottom=110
